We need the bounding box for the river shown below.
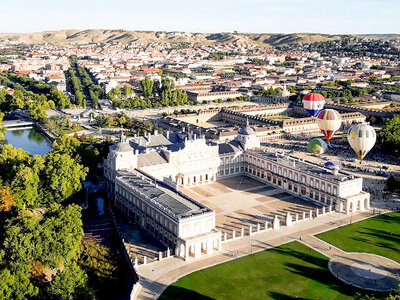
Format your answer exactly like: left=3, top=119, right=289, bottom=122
left=4, top=128, right=52, bottom=156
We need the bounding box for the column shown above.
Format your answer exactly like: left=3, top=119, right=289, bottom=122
left=286, top=212, right=292, bottom=226
left=185, top=244, right=189, bottom=261
left=273, top=215, right=280, bottom=230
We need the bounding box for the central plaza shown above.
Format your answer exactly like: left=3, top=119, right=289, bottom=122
left=181, top=176, right=319, bottom=238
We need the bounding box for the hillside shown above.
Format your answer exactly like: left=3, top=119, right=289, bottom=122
left=0, top=29, right=348, bottom=47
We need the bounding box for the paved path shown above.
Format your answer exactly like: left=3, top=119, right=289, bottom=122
left=135, top=210, right=380, bottom=299
left=298, top=235, right=400, bottom=292
left=329, top=253, right=400, bottom=292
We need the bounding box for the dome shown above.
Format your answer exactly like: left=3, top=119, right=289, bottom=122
left=114, top=142, right=133, bottom=152
left=238, top=119, right=255, bottom=135
left=238, top=126, right=255, bottom=135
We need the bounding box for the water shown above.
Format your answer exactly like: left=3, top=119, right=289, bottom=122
left=4, top=128, right=52, bottom=156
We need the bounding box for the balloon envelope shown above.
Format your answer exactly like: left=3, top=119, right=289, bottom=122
left=347, top=123, right=376, bottom=160
left=324, top=161, right=342, bottom=170
left=303, top=93, right=325, bottom=116
left=308, top=138, right=328, bottom=154
left=316, top=109, right=342, bottom=141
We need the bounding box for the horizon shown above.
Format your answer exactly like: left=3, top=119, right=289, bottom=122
left=1, top=29, right=400, bottom=36
left=1, top=0, right=399, bottom=35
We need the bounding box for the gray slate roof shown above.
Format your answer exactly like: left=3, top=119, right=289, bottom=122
left=116, top=171, right=212, bottom=220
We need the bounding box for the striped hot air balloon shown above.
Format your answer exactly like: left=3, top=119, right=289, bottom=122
left=302, top=93, right=325, bottom=117
left=316, top=109, right=342, bottom=142
left=347, top=123, right=376, bottom=161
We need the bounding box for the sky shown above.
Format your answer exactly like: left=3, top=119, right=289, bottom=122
left=1, top=0, right=399, bottom=34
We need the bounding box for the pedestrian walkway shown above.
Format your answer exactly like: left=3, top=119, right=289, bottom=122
left=299, top=235, right=400, bottom=292
left=329, top=253, right=400, bottom=292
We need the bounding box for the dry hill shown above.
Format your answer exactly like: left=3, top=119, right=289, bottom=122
left=0, top=29, right=346, bottom=46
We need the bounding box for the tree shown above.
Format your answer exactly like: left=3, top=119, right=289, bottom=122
left=0, top=186, right=15, bottom=212
left=10, top=165, right=41, bottom=208
left=0, top=145, right=31, bottom=181
left=139, top=79, right=154, bottom=98
left=42, top=153, right=88, bottom=203
left=0, top=264, right=38, bottom=300
left=48, top=262, right=91, bottom=300
left=379, top=115, right=400, bottom=155
left=0, top=112, right=6, bottom=141
left=122, top=85, right=133, bottom=98
left=1, top=203, right=84, bottom=268
left=39, top=203, right=84, bottom=268
left=52, top=135, right=81, bottom=157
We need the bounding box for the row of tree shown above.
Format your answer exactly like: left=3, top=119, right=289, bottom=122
left=94, top=112, right=162, bottom=136
left=77, top=67, right=104, bottom=109
left=1, top=72, right=71, bottom=108
left=67, top=68, right=86, bottom=107
left=108, top=78, right=190, bottom=109
left=0, top=79, right=55, bottom=122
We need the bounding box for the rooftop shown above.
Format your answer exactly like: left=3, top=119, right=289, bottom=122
left=249, top=150, right=359, bottom=184
left=116, top=170, right=213, bottom=220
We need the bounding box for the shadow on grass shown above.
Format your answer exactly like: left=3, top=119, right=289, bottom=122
left=358, top=228, right=400, bottom=244
left=269, top=247, right=327, bottom=268
left=268, top=292, right=311, bottom=300
left=159, top=285, right=216, bottom=300
left=284, top=262, right=356, bottom=296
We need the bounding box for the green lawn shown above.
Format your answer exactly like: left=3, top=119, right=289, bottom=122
left=59, top=125, right=85, bottom=135
left=160, top=242, right=358, bottom=300
left=316, top=212, right=400, bottom=263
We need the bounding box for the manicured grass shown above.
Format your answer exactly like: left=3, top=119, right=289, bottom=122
left=160, top=242, right=358, bottom=300
left=317, top=212, right=400, bottom=263
left=59, top=125, right=84, bottom=135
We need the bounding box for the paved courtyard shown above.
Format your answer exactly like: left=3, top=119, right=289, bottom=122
left=329, top=253, right=400, bottom=292
left=181, top=176, right=320, bottom=238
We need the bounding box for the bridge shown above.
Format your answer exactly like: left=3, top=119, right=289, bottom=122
left=3, top=120, right=35, bottom=130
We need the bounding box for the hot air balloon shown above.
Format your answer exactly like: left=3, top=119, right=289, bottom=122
left=308, top=138, right=328, bottom=154
left=347, top=123, right=376, bottom=161
left=324, top=161, right=342, bottom=170
left=302, top=93, right=325, bottom=117
left=316, top=109, right=342, bottom=142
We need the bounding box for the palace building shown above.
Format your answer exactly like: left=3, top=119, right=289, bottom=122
left=104, top=121, right=370, bottom=259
